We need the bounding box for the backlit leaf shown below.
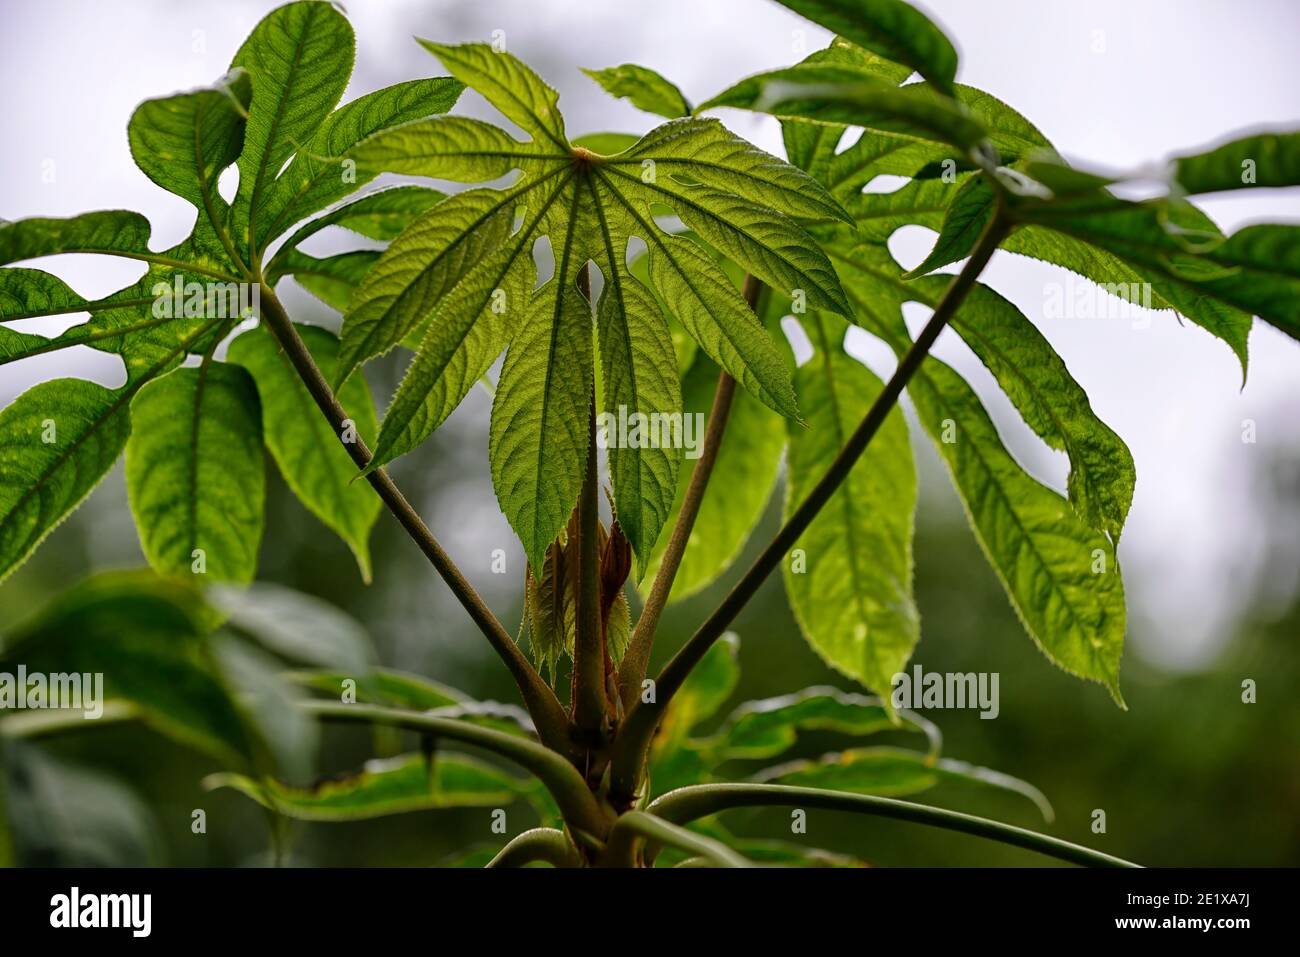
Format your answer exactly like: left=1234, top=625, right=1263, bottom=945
left=125, top=363, right=265, bottom=583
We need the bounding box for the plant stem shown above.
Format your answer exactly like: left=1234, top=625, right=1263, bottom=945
left=256, top=285, right=572, bottom=760
left=486, top=828, right=583, bottom=867
left=571, top=393, right=607, bottom=741
left=648, top=783, right=1139, bottom=868
left=600, top=810, right=750, bottom=868
left=615, top=274, right=760, bottom=712
left=608, top=212, right=1011, bottom=803
left=302, top=701, right=610, bottom=839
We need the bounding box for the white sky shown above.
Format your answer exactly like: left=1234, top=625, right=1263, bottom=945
left=1, top=0, right=1298, bottom=667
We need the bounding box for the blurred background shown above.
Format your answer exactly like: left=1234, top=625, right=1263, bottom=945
left=0, top=0, right=1297, bottom=866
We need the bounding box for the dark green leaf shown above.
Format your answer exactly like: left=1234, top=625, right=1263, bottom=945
left=773, top=0, right=959, bottom=96
left=1173, top=129, right=1300, bottom=195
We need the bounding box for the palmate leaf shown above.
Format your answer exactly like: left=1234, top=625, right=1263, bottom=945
left=783, top=312, right=919, bottom=700
left=343, top=42, right=849, bottom=569
left=0, top=1, right=463, bottom=585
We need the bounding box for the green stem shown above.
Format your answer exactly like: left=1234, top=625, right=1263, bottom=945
left=615, top=275, right=759, bottom=714
left=600, top=810, right=750, bottom=868
left=648, top=783, right=1139, bottom=868
left=302, top=701, right=609, bottom=840
left=609, top=211, right=1012, bottom=803
left=487, top=828, right=583, bottom=867
left=256, top=286, right=573, bottom=761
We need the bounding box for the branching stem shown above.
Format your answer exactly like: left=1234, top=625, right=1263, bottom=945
left=608, top=210, right=1012, bottom=803
left=302, top=701, right=609, bottom=839
left=615, top=274, right=760, bottom=712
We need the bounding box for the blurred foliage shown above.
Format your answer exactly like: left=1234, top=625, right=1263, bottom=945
left=1, top=403, right=1295, bottom=865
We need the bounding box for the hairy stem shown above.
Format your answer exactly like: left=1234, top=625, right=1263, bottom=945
left=302, top=701, right=609, bottom=839
left=609, top=212, right=1011, bottom=802
left=600, top=810, right=750, bottom=868
left=615, top=274, right=760, bottom=712
left=486, top=828, right=583, bottom=868
left=648, top=783, right=1139, bottom=868
left=256, top=286, right=572, bottom=759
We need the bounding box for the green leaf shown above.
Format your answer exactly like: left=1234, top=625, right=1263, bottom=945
left=349, top=114, right=539, bottom=182
left=655, top=633, right=741, bottom=752
left=701, top=64, right=987, bottom=154
left=343, top=45, right=830, bottom=563
left=583, top=63, right=691, bottom=118
left=904, top=173, right=996, bottom=277
left=1009, top=198, right=1257, bottom=367
left=595, top=258, right=682, bottom=571
left=290, top=667, right=463, bottom=710
left=639, top=353, right=785, bottom=603
left=0, top=571, right=258, bottom=767
left=0, top=380, right=132, bottom=585
left=641, top=232, right=801, bottom=420
left=619, top=117, right=851, bottom=223
left=830, top=242, right=1127, bottom=702
left=783, top=312, right=919, bottom=699
left=773, top=0, right=960, bottom=96
left=3, top=744, right=160, bottom=866
left=227, top=323, right=381, bottom=578
left=275, top=248, right=381, bottom=312
left=270, top=185, right=447, bottom=262
left=125, top=363, right=265, bottom=583
left=1173, top=129, right=1300, bottom=195
left=288, top=667, right=534, bottom=736
left=706, top=686, right=940, bottom=761
left=204, top=752, right=533, bottom=821
left=230, top=0, right=356, bottom=261
left=335, top=183, right=527, bottom=388
left=259, top=77, right=464, bottom=245
left=756, top=745, right=1054, bottom=820
left=210, top=582, right=374, bottom=674
left=210, top=633, right=317, bottom=780
left=416, top=40, right=568, bottom=149
left=127, top=69, right=252, bottom=213
left=489, top=265, right=594, bottom=571
left=921, top=277, right=1135, bottom=540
